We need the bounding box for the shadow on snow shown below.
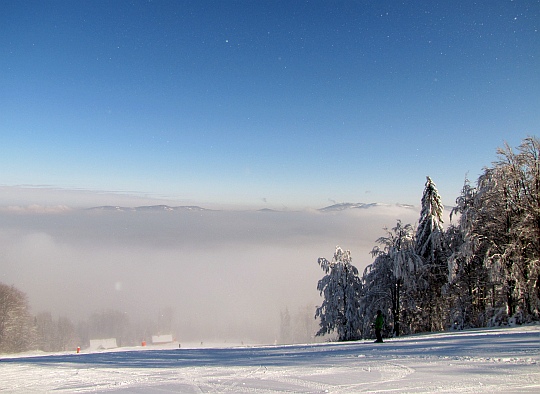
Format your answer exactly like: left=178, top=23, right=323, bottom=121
left=1, top=329, right=537, bottom=369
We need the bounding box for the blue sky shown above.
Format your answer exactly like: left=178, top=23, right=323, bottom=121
left=1, top=0, right=538, bottom=208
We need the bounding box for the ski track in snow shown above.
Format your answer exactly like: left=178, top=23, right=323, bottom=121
left=0, top=326, right=539, bottom=393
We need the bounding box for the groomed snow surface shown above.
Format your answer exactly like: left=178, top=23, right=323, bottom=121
left=1, top=326, right=538, bottom=393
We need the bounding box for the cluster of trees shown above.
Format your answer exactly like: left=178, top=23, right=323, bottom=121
left=0, top=283, right=35, bottom=353
left=316, top=137, right=540, bottom=341
left=0, top=282, right=176, bottom=353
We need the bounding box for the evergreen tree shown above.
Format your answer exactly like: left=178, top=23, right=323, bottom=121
left=315, top=246, right=362, bottom=341
left=415, top=176, right=448, bottom=332
left=416, top=176, right=445, bottom=260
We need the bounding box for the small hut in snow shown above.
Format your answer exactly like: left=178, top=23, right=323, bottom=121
left=89, top=338, right=118, bottom=350
left=151, top=335, right=173, bottom=344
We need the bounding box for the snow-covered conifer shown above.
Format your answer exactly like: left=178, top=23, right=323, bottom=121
left=416, top=176, right=445, bottom=259
left=415, top=176, right=448, bottom=332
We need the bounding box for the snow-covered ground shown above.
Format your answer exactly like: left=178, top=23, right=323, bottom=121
left=1, top=326, right=538, bottom=393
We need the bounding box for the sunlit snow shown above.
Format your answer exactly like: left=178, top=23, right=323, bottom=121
left=1, top=326, right=538, bottom=393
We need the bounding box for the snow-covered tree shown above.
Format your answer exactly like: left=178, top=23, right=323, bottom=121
left=312, top=137, right=539, bottom=337
left=362, top=221, right=423, bottom=336
left=445, top=137, right=540, bottom=325
left=512, top=137, right=540, bottom=318
left=475, top=137, right=540, bottom=321
left=315, top=246, right=362, bottom=341
left=0, top=283, right=35, bottom=353
left=446, top=179, right=491, bottom=328
left=35, top=312, right=56, bottom=352
left=35, top=313, right=80, bottom=352
left=416, top=176, right=445, bottom=259
left=415, top=176, right=448, bottom=332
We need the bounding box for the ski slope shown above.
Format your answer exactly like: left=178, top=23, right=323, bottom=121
left=1, top=326, right=538, bottom=393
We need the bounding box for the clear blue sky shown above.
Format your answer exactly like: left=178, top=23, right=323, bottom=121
left=1, top=0, right=538, bottom=208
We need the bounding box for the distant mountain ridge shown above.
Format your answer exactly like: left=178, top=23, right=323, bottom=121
left=87, top=205, right=210, bottom=212
left=318, top=202, right=416, bottom=212
left=86, top=203, right=424, bottom=213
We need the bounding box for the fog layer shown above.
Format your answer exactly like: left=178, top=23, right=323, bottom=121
left=0, top=205, right=426, bottom=343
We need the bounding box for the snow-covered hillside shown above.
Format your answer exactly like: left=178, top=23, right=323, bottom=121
left=1, top=326, right=538, bottom=393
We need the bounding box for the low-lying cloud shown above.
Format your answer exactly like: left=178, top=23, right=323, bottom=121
left=0, top=203, right=434, bottom=344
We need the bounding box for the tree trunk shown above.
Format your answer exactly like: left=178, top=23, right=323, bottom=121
left=393, top=280, right=401, bottom=336
left=507, top=279, right=516, bottom=316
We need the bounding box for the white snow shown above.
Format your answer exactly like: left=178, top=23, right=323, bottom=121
left=1, top=326, right=538, bottom=393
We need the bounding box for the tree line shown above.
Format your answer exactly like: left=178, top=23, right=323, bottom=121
left=316, top=136, right=540, bottom=341
left=0, top=282, right=175, bottom=354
